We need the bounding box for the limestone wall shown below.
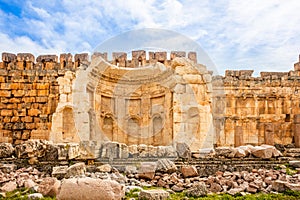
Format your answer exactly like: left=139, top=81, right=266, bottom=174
left=212, top=55, right=300, bottom=147
left=1, top=51, right=300, bottom=152
left=0, top=53, right=65, bottom=143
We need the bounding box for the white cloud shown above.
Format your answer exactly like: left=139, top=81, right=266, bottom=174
left=0, top=0, right=299, bottom=75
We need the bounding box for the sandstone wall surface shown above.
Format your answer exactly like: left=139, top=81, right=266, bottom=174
left=0, top=51, right=300, bottom=151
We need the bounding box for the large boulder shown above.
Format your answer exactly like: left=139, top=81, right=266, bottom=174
left=251, top=145, right=282, bottom=158
left=251, top=146, right=273, bottom=159
left=156, top=159, right=177, bottom=174
left=138, top=162, right=157, bottom=180
left=237, top=145, right=251, bottom=157
left=65, top=162, right=86, bottom=178
left=272, top=180, right=289, bottom=192
left=0, top=143, right=14, bottom=158
left=57, top=178, right=124, bottom=200
left=185, top=182, right=207, bottom=197
left=181, top=165, right=198, bottom=178
left=37, top=177, right=61, bottom=197
left=138, top=189, right=170, bottom=200
left=215, top=147, right=235, bottom=158
left=234, top=148, right=247, bottom=158
left=261, top=145, right=282, bottom=157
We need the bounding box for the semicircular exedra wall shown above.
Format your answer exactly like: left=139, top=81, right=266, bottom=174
left=50, top=54, right=215, bottom=152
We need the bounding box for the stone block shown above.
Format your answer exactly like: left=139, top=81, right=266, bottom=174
left=170, top=51, right=186, bottom=60
left=138, top=189, right=169, bottom=200
left=188, top=51, right=197, bottom=63
left=36, top=55, right=58, bottom=63
left=37, top=90, right=49, bottom=96
left=36, top=83, right=49, bottom=90
left=52, top=166, right=68, bottom=179
left=181, top=165, right=198, bottom=178
left=156, top=159, right=177, bottom=173
left=138, top=162, right=157, bottom=180
left=12, top=90, right=25, bottom=97
left=57, top=178, right=124, bottom=200
left=65, top=162, right=86, bottom=178
left=0, top=90, right=11, bottom=97
left=30, top=130, right=50, bottom=140
left=2, top=53, right=17, bottom=63
left=28, top=109, right=41, bottom=116
left=17, top=53, right=35, bottom=62
left=112, top=52, right=127, bottom=67
left=183, top=74, right=202, bottom=84
left=1, top=109, right=13, bottom=116
left=75, top=53, right=89, bottom=62
left=91, top=52, right=107, bottom=61
left=131, top=50, right=146, bottom=67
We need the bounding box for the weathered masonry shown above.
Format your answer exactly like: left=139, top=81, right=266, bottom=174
left=213, top=55, right=300, bottom=147
left=0, top=51, right=300, bottom=152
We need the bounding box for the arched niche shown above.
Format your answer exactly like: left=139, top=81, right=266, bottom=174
left=152, top=115, right=163, bottom=135
left=127, top=117, right=140, bottom=136
left=103, top=116, right=114, bottom=140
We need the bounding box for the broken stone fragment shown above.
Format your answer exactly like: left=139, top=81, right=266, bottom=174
left=185, top=182, right=208, bottom=197
left=0, top=143, right=14, bottom=158
left=65, top=162, right=86, bottom=178
left=138, top=189, right=170, bottom=200
left=96, top=164, right=112, bottom=173
left=138, top=162, right=157, bottom=180
left=176, top=142, right=191, bottom=159
left=37, top=177, right=61, bottom=198
left=181, top=165, right=198, bottom=178
left=156, top=159, right=177, bottom=174
left=52, top=166, right=68, bottom=179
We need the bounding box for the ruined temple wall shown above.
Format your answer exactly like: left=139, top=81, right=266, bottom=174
left=0, top=53, right=88, bottom=144
left=213, top=56, right=300, bottom=147
left=1, top=50, right=300, bottom=150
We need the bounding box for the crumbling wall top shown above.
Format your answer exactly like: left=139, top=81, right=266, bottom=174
left=1, top=50, right=198, bottom=69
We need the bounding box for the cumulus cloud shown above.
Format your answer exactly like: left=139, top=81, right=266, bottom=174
left=0, top=0, right=299, bottom=74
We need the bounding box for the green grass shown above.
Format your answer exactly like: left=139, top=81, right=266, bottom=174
left=125, top=189, right=300, bottom=200
left=125, top=188, right=141, bottom=199
left=168, top=191, right=300, bottom=200
left=0, top=188, right=55, bottom=200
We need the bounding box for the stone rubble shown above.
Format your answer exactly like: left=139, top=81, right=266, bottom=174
left=215, top=144, right=282, bottom=159
left=1, top=140, right=300, bottom=199
left=1, top=158, right=300, bottom=199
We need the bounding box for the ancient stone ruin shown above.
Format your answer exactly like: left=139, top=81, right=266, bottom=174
left=0, top=51, right=300, bottom=158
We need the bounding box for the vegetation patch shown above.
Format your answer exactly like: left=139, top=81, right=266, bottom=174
left=125, top=189, right=300, bottom=200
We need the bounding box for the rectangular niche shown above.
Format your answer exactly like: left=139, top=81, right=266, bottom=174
left=101, top=95, right=115, bottom=114
left=151, top=96, right=165, bottom=115
left=125, top=99, right=141, bottom=116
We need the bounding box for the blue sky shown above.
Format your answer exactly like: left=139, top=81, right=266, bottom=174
left=0, top=0, right=299, bottom=75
